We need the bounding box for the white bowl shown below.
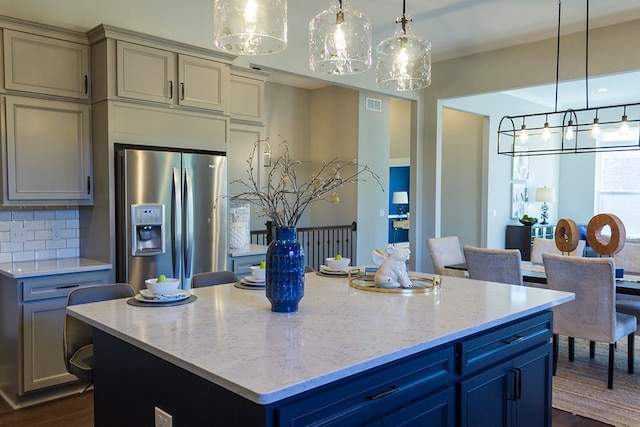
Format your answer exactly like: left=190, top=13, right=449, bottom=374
left=326, top=257, right=351, bottom=271
left=145, top=277, right=180, bottom=295
left=249, top=266, right=266, bottom=280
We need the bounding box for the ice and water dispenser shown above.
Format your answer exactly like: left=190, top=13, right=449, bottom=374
left=131, top=204, right=165, bottom=256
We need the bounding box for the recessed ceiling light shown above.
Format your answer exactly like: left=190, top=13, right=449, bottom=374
left=598, top=87, right=608, bottom=92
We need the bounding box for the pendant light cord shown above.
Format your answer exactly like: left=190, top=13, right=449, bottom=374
left=554, top=0, right=561, bottom=112
left=585, top=0, right=590, bottom=109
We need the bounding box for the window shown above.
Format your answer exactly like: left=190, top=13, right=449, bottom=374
left=596, top=132, right=640, bottom=236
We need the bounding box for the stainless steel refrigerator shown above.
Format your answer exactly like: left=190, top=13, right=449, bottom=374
left=115, top=146, right=227, bottom=291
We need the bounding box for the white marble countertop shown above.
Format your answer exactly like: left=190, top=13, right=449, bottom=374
left=229, top=244, right=268, bottom=257
left=67, top=273, right=573, bottom=405
left=0, top=258, right=112, bottom=278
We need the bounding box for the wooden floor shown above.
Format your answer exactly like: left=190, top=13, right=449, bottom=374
left=0, top=392, right=612, bottom=426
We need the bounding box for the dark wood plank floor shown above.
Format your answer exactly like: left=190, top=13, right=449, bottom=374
left=0, top=392, right=612, bottom=427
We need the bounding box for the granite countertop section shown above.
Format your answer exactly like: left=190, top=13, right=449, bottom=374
left=229, top=244, right=268, bottom=257
left=0, top=258, right=112, bottom=278
left=67, top=273, right=573, bottom=405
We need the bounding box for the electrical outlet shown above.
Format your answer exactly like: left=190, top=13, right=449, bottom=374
left=380, top=209, right=385, bottom=217
left=51, top=226, right=62, bottom=241
left=10, top=226, right=25, bottom=243
left=155, top=407, right=172, bottom=427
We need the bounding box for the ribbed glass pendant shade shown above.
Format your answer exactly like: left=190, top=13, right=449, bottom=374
left=309, top=0, right=371, bottom=75
left=376, top=15, right=431, bottom=91
left=214, top=0, right=287, bottom=55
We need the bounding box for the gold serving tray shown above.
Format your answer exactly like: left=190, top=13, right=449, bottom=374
left=347, top=268, right=442, bottom=294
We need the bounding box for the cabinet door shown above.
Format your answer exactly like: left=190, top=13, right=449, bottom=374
left=3, top=30, right=89, bottom=100
left=178, top=55, right=228, bottom=112
left=22, top=298, right=76, bottom=392
left=229, top=74, right=264, bottom=123
left=512, top=344, right=552, bottom=427
left=3, top=96, right=92, bottom=203
left=116, top=41, right=176, bottom=104
left=382, top=387, right=455, bottom=427
left=459, top=360, right=512, bottom=427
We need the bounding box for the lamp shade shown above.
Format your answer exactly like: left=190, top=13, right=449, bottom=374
left=535, top=187, right=555, bottom=203
left=309, top=0, right=372, bottom=75
left=214, top=0, right=287, bottom=55
left=392, top=191, right=409, bottom=204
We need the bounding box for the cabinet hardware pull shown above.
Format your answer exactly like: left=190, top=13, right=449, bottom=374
left=57, top=284, right=80, bottom=289
left=84, top=75, right=88, bottom=94
left=501, top=335, right=524, bottom=345
left=181, top=82, right=185, bottom=100
left=169, top=81, right=173, bottom=99
left=367, top=385, right=399, bottom=400
left=507, top=369, right=517, bottom=401
left=87, top=176, right=91, bottom=195
left=514, top=368, right=522, bottom=400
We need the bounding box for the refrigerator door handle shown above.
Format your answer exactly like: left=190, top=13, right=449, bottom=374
left=172, top=167, right=182, bottom=278
left=184, top=167, right=194, bottom=279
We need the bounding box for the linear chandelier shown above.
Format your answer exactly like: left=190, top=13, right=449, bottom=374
left=497, top=0, right=640, bottom=156
left=213, top=0, right=287, bottom=55
left=309, top=0, right=372, bottom=75
left=375, top=0, right=431, bottom=91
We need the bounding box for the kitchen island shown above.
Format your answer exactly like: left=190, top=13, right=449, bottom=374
left=67, top=272, right=573, bottom=426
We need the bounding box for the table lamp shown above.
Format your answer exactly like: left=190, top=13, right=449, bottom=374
left=392, top=191, right=409, bottom=216
left=535, top=187, right=555, bottom=225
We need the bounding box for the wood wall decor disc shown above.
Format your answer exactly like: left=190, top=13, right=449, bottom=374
left=555, top=219, right=579, bottom=253
left=587, top=213, right=626, bottom=256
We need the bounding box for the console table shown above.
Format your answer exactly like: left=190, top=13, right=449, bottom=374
left=506, top=224, right=556, bottom=261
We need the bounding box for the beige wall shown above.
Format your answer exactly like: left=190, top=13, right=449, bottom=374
left=390, top=100, right=411, bottom=161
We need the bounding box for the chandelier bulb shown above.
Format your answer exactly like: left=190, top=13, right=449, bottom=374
left=519, top=124, right=528, bottom=143
left=565, top=120, right=574, bottom=141
left=591, top=117, right=600, bottom=138
left=542, top=122, right=551, bottom=141
left=620, top=115, right=630, bottom=136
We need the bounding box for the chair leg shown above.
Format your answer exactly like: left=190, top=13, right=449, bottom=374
left=569, top=337, right=575, bottom=361
left=629, top=333, right=635, bottom=375
left=552, top=334, right=559, bottom=376
left=608, top=343, right=615, bottom=389
left=589, top=341, right=596, bottom=358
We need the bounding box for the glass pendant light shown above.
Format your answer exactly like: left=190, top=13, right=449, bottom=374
left=214, top=0, right=287, bottom=55
left=591, top=117, right=600, bottom=139
left=519, top=124, right=528, bottom=143
left=542, top=116, right=551, bottom=141
left=565, top=120, right=574, bottom=140
left=309, top=0, right=372, bottom=75
left=376, top=0, right=431, bottom=91
left=620, top=107, right=630, bottom=136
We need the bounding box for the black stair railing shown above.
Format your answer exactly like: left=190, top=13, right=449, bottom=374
left=250, top=221, right=358, bottom=271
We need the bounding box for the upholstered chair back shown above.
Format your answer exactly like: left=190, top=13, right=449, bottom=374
left=531, top=238, right=586, bottom=264
left=463, top=246, right=523, bottom=286
left=426, top=236, right=466, bottom=278
left=614, top=242, right=640, bottom=274
left=192, top=270, right=239, bottom=288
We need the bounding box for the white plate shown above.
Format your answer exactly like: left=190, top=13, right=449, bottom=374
left=138, top=289, right=191, bottom=302
left=244, top=275, right=265, bottom=284
left=241, top=277, right=265, bottom=287
left=320, top=265, right=349, bottom=274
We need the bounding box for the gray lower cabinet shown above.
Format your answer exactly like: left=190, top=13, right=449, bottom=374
left=231, top=253, right=266, bottom=278
left=0, top=270, right=110, bottom=402
left=1, top=95, right=93, bottom=205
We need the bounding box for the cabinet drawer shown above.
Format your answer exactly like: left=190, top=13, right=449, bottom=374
left=232, top=255, right=265, bottom=276
left=275, top=346, right=455, bottom=426
left=21, top=271, right=109, bottom=302
left=457, top=311, right=552, bottom=377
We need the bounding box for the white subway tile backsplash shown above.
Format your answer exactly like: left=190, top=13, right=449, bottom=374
left=57, top=248, right=79, bottom=259
left=55, top=210, right=78, bottom=220
left=11, top=211, right=34, bottom=221
left=34, top=210, right=56, bottom=220
left=12, top=251, right=35, bottom=262
left=0, top=209, right=80, bottom=262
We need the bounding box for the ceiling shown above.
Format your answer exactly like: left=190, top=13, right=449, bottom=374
left=0, top=0, right=638, bottom=98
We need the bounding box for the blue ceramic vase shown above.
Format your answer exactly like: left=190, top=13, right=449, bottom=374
left=266, top=227, right=305, bottom=312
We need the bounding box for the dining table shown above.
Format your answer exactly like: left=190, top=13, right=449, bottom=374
left=445, top=261, right=640, bottom=296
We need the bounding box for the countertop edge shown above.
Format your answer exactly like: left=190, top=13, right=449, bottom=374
left=0, top=258, right=112, bottom=278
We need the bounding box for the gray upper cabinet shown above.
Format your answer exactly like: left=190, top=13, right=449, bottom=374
left=116, top=40, right=228, bottom=113
left=1, top=95, right=92, bottom=204
left=229, top=71, right=265, bottom=124
left=3, top=29, right=90, bottom=100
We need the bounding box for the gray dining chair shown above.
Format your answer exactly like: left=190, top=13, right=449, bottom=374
left=463, top=245, right=523, bottom=286
left=304, top=265, right=315, bottom=273
left=530, top=237, right=586, bottom=264
left=192, top=270, right=239, bottom=288
left=64, top=283, right=135, bottom=390
left=543, top=253, right=636, bottom=389
left=614, top=242, right=640, bottom=274
left=426, top=236, right=466, bottom=278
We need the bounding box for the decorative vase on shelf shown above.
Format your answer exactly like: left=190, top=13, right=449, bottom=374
left=266, top=227, right=305, bottom=313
